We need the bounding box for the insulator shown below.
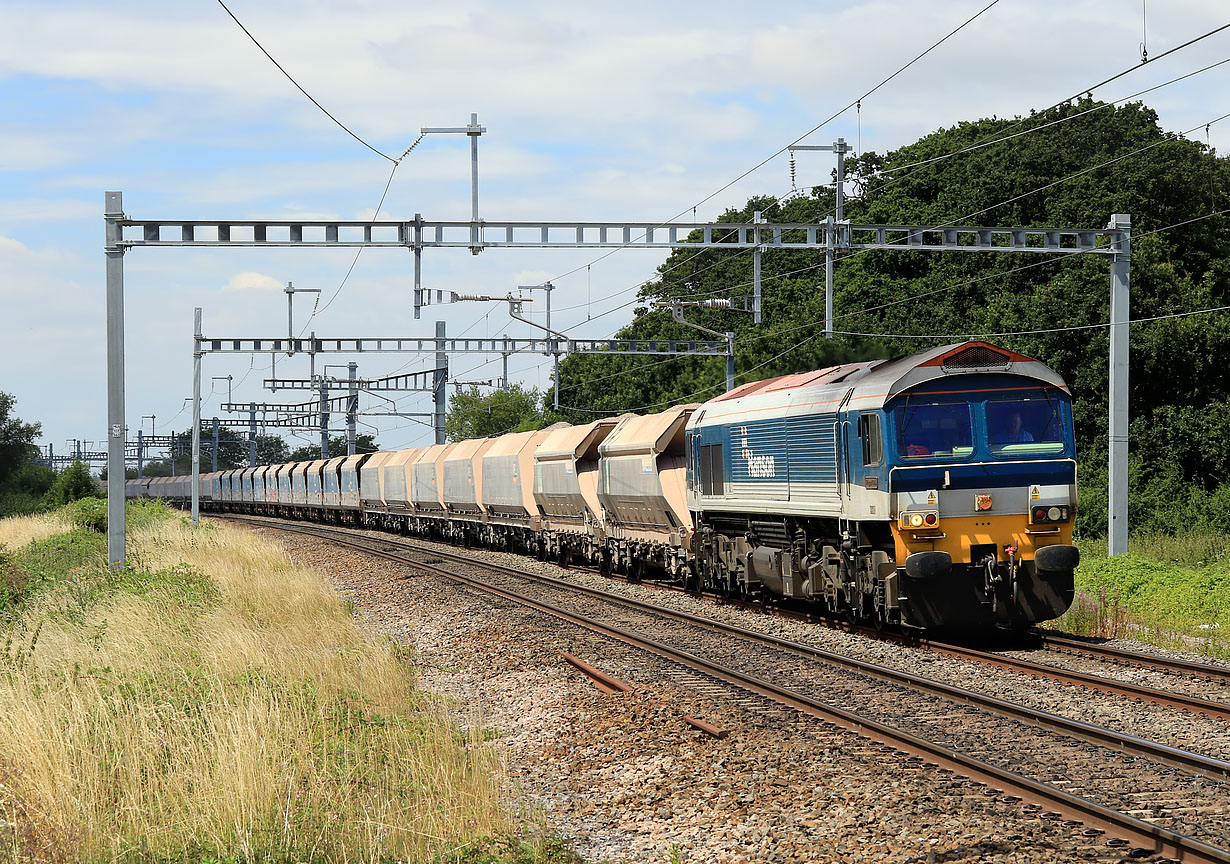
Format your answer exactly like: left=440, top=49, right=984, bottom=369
left=789, top=154, right=797, bottom=190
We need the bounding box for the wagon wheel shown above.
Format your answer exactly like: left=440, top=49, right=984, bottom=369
left=631, top=557, right=647, bottom=584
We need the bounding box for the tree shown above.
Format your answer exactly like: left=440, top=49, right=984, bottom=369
left=44, top=462, right=101, bottom=506
left=0, top=392, right=40, bottom=489
left=554, top=99, right=1230, bottom=535
left=445, top=384, right=546, bottom=442
left=288, top=433, right=380, bottom=462
left=255, top=434, right=290, bottom=465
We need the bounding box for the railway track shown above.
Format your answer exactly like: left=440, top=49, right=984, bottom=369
left=229, top=514, right=1230, bottom=863
left=1036, top=631, right=1230, bottom=682
left=561, top=535, right=1230, bottom=713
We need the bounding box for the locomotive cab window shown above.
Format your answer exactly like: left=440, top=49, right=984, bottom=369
left=859, top=413, right=882, bottom=466
left=987, top=397, right=1065, bottom=456
left=894, top=402, right=973, bottom=460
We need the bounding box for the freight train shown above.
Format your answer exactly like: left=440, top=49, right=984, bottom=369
left=129, top=340, right=1079, bottom=631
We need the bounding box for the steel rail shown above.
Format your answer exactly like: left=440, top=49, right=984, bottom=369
left=228, top=516, right=1230, bottom=781
left=917, top=639, right=1230, bottom=721
left=1036, top=631, right=1230, bottom=682
left=236, top=516, right=1230, bottom=863
left=533, top=532, right=1230, bottom=710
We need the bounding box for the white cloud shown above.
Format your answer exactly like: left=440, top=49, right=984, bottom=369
left=0, top=131, right=79, bottom=171
left=221, top=271, right=285, bottom=293
left=6, top=0, right=1230, bottom=453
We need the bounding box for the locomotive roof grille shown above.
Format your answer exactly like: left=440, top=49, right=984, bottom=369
left=942, top=345, right=1011, bottom=371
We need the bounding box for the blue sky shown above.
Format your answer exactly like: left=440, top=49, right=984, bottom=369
left=2, top=0, right=1229, bottom=455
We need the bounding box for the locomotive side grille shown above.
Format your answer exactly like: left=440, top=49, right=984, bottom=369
left=749, top=519, right=791, bottom=546
left=943, top=345, right=1010, bottom=369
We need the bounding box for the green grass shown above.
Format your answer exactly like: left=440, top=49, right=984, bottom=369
left=1049, top=532, right=1230, bottom=657
left=0, top=500, right=550, bottom=863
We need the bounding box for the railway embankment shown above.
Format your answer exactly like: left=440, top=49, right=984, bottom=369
left=262, top=518, right=1230, bottom=863
left=0, top=503, right=531, bottom=863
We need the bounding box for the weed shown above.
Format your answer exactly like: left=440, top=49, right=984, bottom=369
left=62, top=498, right=107, bottom=533
left=438, top=835, right=582, bottom=864
left=1051, top=537, right=1230, bottom=656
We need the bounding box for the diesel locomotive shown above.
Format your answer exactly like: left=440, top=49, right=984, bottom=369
left=131, top=340, right=1078, bottom=631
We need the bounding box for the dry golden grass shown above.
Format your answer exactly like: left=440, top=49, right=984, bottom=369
left=0, top=515, right=513, bottom=863
left=0, top=512, right=73, bottom=553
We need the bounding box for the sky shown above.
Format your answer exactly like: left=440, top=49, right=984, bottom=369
left=2, top=0, right=1229, bottom=458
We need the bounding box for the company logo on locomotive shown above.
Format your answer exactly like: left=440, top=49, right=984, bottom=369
left=739, top=426, right=777, bottom=478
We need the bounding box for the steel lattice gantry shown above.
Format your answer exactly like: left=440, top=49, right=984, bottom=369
left=113, top=214, right=1126, bottom=319
left=197, top=336, right=729, bottom=357
left=104, top=190, right=1131, bottom=565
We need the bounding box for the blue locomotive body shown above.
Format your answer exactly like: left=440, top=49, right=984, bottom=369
left=686, top=341, right=1078, bottom=629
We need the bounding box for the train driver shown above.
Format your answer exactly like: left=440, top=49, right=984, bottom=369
left=995, top=410, right=1034, bottom=444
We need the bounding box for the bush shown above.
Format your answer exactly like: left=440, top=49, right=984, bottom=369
left=0, top=490, right=48, bottom=518
left=10, top=463, right=53, bottom=498
left=63, top=498, right=107, bottom=534
left=43, top=463, right=100, bottom=508
left=1060, top=541, right=1230, bottom=652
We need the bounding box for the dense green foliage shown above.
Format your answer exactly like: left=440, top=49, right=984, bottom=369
left=0, top=462, right=55, bottom=516
left=445, top=384, right=553, bottom=441
left=1051, top=532, right=1230, bottom=654
left=0, top=392, right=100, bottom=516
left=43, top=462, right=101, bottom=507
left=0, top=392, right=43, bottom=515
left=288, top=433, right=379, bottom=461
left=554, top=99, right=1230, bottom=537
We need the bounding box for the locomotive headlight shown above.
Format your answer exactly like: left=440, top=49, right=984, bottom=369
left=901, top=510, right=940, bottom=530
left=1047, top=506, right=1062, bottom=521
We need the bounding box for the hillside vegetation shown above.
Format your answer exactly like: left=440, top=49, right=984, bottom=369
left=555, top=99, right=1230, bottom=538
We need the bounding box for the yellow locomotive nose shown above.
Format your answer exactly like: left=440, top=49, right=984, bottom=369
left=894, top=510, right=1073, bottom=569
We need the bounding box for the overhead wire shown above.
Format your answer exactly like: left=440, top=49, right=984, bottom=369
left=216, top=0, right=396, bottom=163
left=545, top=0, right=1004, bottom=287
left=216, top=0, right=437, bottom=443
left=548, top=10, right=1230, bottom=327
left=548, top=100, right=1230, bottom=398
left=556, top=182, right=1230, bottom=415
left=830, top=304, right=1230, bottom=340
left=560, top=299, right=1230, bottom=416
left=644, top=99, right=1230, bottom=347
left=549, top=45, right=1230, bottom=331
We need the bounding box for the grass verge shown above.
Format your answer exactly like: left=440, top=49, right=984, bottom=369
left=0, top=511, right=73, bottom=554
left=1048, top=532, right=1230, bottom=657
left=0, top=503, right=549, bottom=863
